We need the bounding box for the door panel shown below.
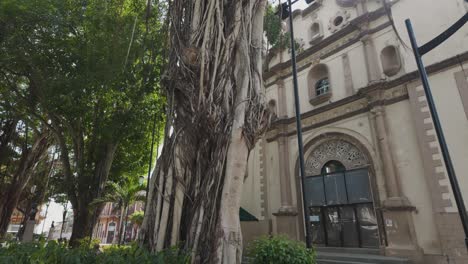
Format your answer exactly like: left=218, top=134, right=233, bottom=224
left=356, top=204, right=379, bottom=248
left=324, top=173, right=347, bottom=205
left=305, top=168, right=379, bottom=248
left=324, top=207, right=341, bottom=247
left=309, top=207, right=325, bottom=245
left=340, top=206, right=359, bottom=247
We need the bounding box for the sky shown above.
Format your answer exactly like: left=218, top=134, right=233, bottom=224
left=269, top=0, right=309, bottom=10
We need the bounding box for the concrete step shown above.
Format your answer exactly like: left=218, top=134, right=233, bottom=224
left=316, top=247, right=381, bottom=255
left=316, top=252, right=410, bottom=264
left=317, top=260, right=377, bottom=264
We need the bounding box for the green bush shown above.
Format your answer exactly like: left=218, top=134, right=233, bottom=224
left=247, top=235, right=315, bottom=264
left=0, top=240, right=190, bottom=264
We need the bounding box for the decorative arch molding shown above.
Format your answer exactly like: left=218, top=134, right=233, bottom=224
left=298, top=127, right=380, bottom=172
left=304, top=137, right=369, bottom=176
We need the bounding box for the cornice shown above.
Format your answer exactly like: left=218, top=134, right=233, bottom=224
left=264, top=51, right=468, bottom=143
left=264, top=7, right=387, bottom=81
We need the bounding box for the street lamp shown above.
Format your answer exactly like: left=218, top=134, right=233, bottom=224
left=278, top=0, right=313, bottom=248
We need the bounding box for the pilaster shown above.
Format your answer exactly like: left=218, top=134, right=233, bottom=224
left=368, top=91, right=422, bottom=261
left=362, top=35, right=381, bottom=84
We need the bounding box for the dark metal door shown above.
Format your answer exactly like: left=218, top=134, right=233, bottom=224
left=305, top=168, right=379, bottom=248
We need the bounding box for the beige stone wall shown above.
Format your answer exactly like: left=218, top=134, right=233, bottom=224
left=421, top=66, right=468, bottom=210
left=242, top=143, right=263, bottom=220
left=385, top=100, right=441, bottom=254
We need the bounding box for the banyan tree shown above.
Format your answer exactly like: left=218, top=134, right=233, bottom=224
left=139, top=0, right=269, bottom=263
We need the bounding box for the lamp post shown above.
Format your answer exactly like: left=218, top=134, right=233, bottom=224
left=279, top=0, right=312, bottom=248
left=406, top=15, right=468, bottom=248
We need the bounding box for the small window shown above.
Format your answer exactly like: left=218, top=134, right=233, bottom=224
left=311, top=23, right=320, bottom=38
left=315, top=78, right=330, bottom=96
left=308, top=64, right=331, bottom=105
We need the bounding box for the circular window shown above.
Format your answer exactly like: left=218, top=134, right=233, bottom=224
left=334, top=16, right=344, bottom=27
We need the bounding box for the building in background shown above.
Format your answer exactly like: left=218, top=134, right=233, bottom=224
left=93, top=202, right=144, bottom=244
left=7, top=207, right=46, bottom=238
left=241, top=0, right=468, bottom=263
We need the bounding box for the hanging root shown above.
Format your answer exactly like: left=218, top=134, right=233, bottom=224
left=140, top=1, right=269, bottom=263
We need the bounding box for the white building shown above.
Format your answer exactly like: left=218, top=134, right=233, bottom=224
left=241, top=1, right=468, bottom=263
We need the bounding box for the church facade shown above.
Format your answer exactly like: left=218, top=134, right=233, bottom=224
left=240, top=0, right=468, bottom=263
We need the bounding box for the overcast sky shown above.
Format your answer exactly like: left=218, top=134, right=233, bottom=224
left=269, top=0, right=309, bottom=10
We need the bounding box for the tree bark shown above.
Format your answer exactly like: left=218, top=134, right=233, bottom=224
left=0, top=119, right=18, bottom=166
left=0, top=131, right=50, bottom=238
left=140, top=1, right=269, bottom=263
left=69, top=199, right=91, bottom=246
left=68, top=143, right=117, bottom=247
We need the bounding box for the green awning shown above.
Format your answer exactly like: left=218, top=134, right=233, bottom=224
left=239, top=207, right=258, bottom=222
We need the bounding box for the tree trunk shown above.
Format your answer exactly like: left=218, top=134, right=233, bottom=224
left=140, top=1, right=269, bottom=263
left=0, top=119, right=18, bottom=166
left=69, top=200, right=91, bottom=247
left=0, top=187, right=22, bottom=238
left=0, top=131, right=50, bottom=239
left=68, top=144, right=117, bottom=247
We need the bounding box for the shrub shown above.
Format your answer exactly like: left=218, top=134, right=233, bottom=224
left=0, top=240, right=190, bottom=264
left=247, top=235, right=315, bottom=264
left=77, top=236, right=101, bottom=250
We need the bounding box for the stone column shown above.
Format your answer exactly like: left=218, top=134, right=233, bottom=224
left=362, top=36, right=381, bottom=84
left=22, top=220, right=36, bottom=242
left=276, top=79, right=288, bottom=118
left=369, top=102, right=422, bottom=261
left=277, top=136, right=294, bottom=211
left=273, top=79, right=298, bottom=239
left=342, top=53, right=354, bottom=96
left=370, top=106, right=401, bottom=199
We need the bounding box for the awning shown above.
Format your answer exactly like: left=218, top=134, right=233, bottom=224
left=239, top=207, right=258, bottom=222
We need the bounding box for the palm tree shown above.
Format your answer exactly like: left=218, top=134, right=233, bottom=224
left=129, top=210, right=144, bottom=240
left=92, top=178, right=145, bottom=245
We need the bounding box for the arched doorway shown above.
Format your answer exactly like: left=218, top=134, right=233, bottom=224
left=302, top=138, right=380, bottom=248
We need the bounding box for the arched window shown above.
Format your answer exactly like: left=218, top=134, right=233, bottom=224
left=380, top=45, right=401, bottom=77
left=321, top=160, right=346, bottom=174
left=308, top=64, right=331, bottom=105
left=310, top=22, right=323, bottom=44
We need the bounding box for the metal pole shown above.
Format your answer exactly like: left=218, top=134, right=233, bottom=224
left=287, top=0, right=311, bottom=248
left=406, top=19, right=468, bottom=248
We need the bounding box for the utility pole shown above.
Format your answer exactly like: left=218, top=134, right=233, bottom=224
left=405, top=13, right=468, bottom=248
left=280, top=0, right=312, bottom=248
